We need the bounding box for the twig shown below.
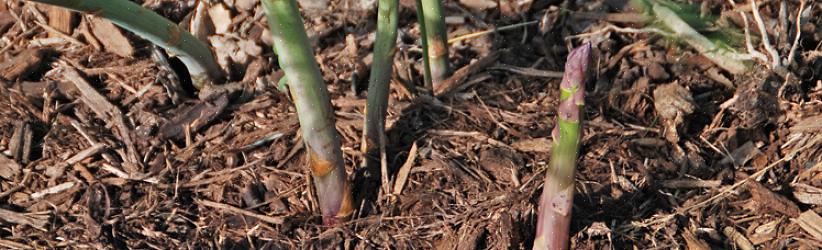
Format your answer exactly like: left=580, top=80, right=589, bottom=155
left=725, top=0, right=770, bottom=65
left=565, top=24, right=671, bottom=40
left=750, top=0, right=781, bottom=69
left=32, top=21, right=84, bottom=46
left=786, top=0, right=806, bottom=67
left=30, top=181, right=75, bottom=200
left=65, top=144, right=106, bottom=165
left=489, top=64, right=564, bottom=78
left=0, top=239, right=31, bottom=249
left=101, top=163, right=159, bottom=184
left=392, top=142, right=418, bottom=195
left=197, top=199, right=285, bottom=224
left=448, top=20, right=538, bottom=44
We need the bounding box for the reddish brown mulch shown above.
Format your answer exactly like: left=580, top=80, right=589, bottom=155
left=1, top=0, right=822, bottom=249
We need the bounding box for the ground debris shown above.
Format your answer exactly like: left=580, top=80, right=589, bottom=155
left=748, top=181, right=801, bottom=217
left=87, top=17, right=134, bottom=57
left=653, top=81, right=695, bottom=144
left=0, top=49, right=44, bottom=80
left=0, top=0, right=819, bottom=248
left=794, top=210, right=822, bottom=241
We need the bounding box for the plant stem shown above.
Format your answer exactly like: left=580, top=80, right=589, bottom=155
left=262, top=0, right=353, bottom=226
left=414, top=0, right=434, bottom=92
left=419, top=0, right=450, bottom=88
left=651, top=3, right=748, bottom=74
left=28, top=0, right=223, bottom=89
left=533, top=43, right=591, bottom=250
left=362, top=0, right=398, bottom=177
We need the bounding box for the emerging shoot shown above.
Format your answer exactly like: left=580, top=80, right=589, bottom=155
left=262, top=0, right=354, bottom=226
left=417, top=0, right=450, bottom=90
left=533, top=43, right=591, bottom=250
left=362, top=0, right=399, bottom=176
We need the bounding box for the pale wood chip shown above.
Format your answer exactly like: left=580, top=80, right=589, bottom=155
left=794, top=210, right=822, bottom=241
left=792, top=183, right=822, bottom=205
left=392, top=142, right=418, bottom=195
left=0, top=208, right=48, bottom=229
left=661, top=179, right=722, bottom=189
left=0, top=154, right=20, bottom=179
left=512, top=138, right=552, bottom=153
left=723, top=226, right=754, bottom=250
left=87, top=17, right=134, bottom=57
left=46, top=6, right=72, bottom=36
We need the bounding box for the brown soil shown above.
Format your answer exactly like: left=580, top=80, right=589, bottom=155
left=1, top=0, right=821, bottom=249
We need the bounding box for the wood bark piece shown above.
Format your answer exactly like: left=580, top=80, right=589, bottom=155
left=46, top=6, right=73, bottom=37
left=748, top=181, right=801, bottom=217
left=794, top=210, right=822, bottom=241
left=723, top=226, right=754, bottom=250
left=0, top=154, right=20, bottom=180
left=87, top=17, right=134, bottom=57
left=790, top=114, right=822, bottom=132
left=159, top=93, right=229, bottom=140
left=434, top=51, right=501, bottom=97
left=9, top=121, right=33, bottom=164
left=0, top=208, right=49, bottom=230
left=0, top=49, right=44, bottom=80
left=0, top=8, right=14, bottom=34
left=683, top=230, right=711, bottom=250
left=62, top=67, right=140, bottom=166
left=792, top=183, right=822, bottom=205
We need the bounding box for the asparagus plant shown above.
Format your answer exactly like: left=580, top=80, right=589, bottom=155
left=533, top=43, right=591, bottom=250
left=262, top=0, right=354, bottom=226
left=362, top=0, right=399, bottom=172
left=414, top=0, right=434, bottom=91
left=417, top=0, right=450, bottom=90
left=28, top=0, right=223, bottom=89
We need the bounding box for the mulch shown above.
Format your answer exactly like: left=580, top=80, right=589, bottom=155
left=1, top=0, right=822, bottom=249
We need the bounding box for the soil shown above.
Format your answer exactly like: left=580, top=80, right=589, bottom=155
left=1, top=0, right=822, bottom=249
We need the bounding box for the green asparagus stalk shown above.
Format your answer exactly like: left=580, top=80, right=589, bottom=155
left=418, top=0, right=450, bottom=89
left=414, top=0, right=434, bottom=91
left=27, top=0, right=223, bottom=89
left=362, top=0, right=399, bottom=172
left=533, top=43, right=591, bottom=250
left=262, top=0, right=353, bottom=226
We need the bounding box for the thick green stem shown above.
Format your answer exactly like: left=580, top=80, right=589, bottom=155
left=534, top=44, right=591, bottom=250
left=27, top=0, right=223, bottom=89
left=414, top=0, right=434, bottom=92
left=362, top=0, right=398, bottom=171
left=419, top=0, right=450, bottom=88
left=262, top=0, right=353, bottom=226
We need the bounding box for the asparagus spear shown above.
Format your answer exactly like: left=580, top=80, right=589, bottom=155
left=262, top=0, right=354, bottom=226
left=418, top=0, right=450, bottom=89
left=27, top=0, right=223, bottom=89
left=533, top=43, right=591, bottom=250
left=362, top=0, right=399, bottom=176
